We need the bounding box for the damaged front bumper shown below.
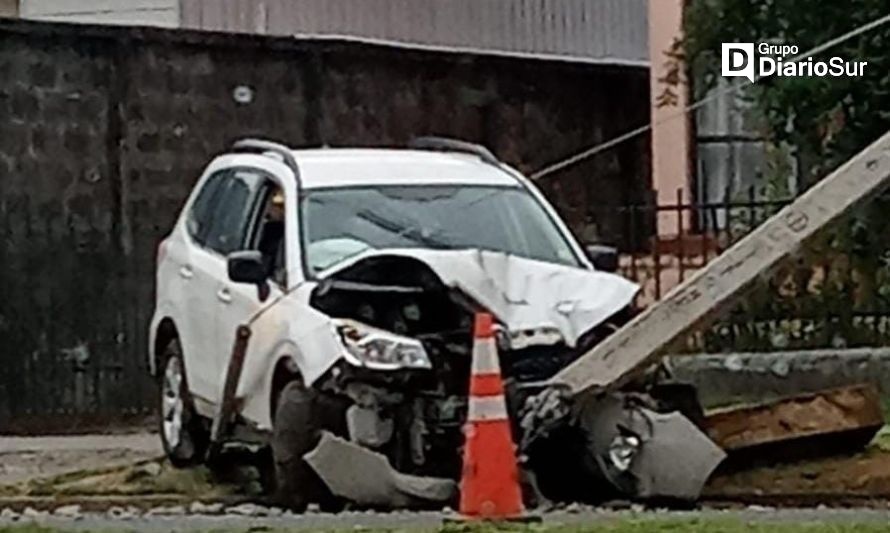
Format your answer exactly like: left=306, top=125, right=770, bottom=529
left=288, top=249, right=723, bottom=508
left=574, top=393, right=726, bottom=502
left=305, top=360, right=725, bottom=509
left=305, top=432, right=457, bottom=508
left=516, top=385, right=725, bottom=505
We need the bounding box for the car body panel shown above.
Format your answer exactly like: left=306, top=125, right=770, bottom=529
left=149, top=153, right=301, bottom=402
left=316, top=248, right=639, bottom=348
left=150, top=146, right=639, bottom=431
left=575, top=393, right=726, bottom=502
left=237, top=283, right=347, bottom=431
left=292, top=149, right=518, bottom=189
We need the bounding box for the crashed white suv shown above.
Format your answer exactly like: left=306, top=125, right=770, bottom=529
left=149, top=137, right=641, bottom=510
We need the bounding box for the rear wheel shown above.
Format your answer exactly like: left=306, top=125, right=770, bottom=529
left=158, top=339, right=208, bottom=467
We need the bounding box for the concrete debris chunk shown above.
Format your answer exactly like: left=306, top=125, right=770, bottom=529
left=225, top=503, right=271, bottom=517
left=22, top=507, right=46, bottom=519
left=53, top=505, right=82, bottom=519
left=134, top=461, right=163, bottom=477
left=145, top=505, right=186, bottom=517
left=189, top=501, right=224, bottom=515
left=563, top=502, right=583, bottom=514
left=106, top=506, right=137, bottom=520
left=305, top=431, right=457, bottom=508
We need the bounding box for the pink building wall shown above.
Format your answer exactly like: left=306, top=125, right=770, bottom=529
left=649, top=0, right=692, bottom=235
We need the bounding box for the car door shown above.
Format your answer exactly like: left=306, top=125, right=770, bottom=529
left=200, top=169, right=268, bottom=397
left=213, top=170, right=287, bottom=394
left=176, top=169, right=231, bottom=403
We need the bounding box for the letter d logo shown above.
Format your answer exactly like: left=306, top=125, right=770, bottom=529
left=722, top=43, right=755, bottom=83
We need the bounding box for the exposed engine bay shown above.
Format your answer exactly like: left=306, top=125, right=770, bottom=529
left=310, top=255, right=481, bottom=483
left=297, top=250, right=725, bottom=507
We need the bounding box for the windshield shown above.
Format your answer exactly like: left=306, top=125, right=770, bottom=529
left=300, top=185, right=582, bottom=275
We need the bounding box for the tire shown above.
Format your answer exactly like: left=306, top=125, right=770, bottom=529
left=271, top=381, right=343, bottom=512
left=158, top=339, right=208, bottom=468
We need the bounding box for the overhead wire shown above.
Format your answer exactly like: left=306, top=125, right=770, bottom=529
left=530, top=13, right=890, bottom=181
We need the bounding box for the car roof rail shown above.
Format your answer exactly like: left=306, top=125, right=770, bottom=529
left=231, top=138, right=302, bottom=187
left=408, top=136, right=500, bottom=166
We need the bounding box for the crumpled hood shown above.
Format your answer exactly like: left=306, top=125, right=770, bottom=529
left=317, top=248, right=640, bottom=348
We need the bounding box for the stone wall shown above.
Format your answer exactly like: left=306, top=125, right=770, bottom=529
left=0, top=19, right=651, bottom=431
left=670, top=348, right=890, bottom=408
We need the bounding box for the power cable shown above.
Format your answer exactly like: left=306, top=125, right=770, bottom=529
left=531, top=13, right=890, bottom=180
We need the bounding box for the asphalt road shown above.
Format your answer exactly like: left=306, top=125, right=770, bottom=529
left=6, top=507, right=890, bottom=531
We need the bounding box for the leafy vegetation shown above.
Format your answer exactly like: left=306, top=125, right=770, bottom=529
left=679, top=0, right=890, bottom=352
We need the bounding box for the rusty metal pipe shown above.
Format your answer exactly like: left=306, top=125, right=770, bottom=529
left=208, top=324, right=252, bottom=458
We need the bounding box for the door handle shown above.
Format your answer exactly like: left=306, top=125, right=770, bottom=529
left=179, top=265, right=194, bottom=279
left=217, top=287, right=232, bottom=304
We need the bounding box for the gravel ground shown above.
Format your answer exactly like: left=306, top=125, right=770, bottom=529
left=0, top=434, right=161, bottom=485
left=6, top=434, right=890, bottom=531
left=5, top=506, right=890, bottom=531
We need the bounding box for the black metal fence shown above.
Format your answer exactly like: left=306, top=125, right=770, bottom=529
left=588, top=187, right=789, bottom=298
left=604, top=187, right=790, bottom=246
left=0, top=198, right=158, bottom=434
left=590, top=187, right=890, bottom=353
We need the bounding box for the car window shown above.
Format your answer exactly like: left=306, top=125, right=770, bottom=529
left=252, top=186, right=288, bottom=286
left=301, top=185, right=581, bottom=274
left=204, top=170, right=264, bottom=256
left=186, top=170, right=228, bottom=245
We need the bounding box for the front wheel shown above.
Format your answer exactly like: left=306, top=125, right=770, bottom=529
left=158, top=340, right=208, bottom=467
left=271, top=381, right=344, bottom=512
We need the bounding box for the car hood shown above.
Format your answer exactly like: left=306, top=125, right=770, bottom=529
left=316, top=248, right=640, bottom=348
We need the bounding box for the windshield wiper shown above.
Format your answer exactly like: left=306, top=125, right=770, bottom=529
left=305, top=187, right=515, bottom=256
left=354, top=208, right=453, bottom=248
left=376, top=188, right=512, bottom=247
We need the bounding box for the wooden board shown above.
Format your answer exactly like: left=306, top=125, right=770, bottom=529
left=706, top=384, right=883, bottom=452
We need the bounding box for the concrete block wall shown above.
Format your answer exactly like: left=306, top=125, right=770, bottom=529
left=670, top=348, right=890, bottom=408
left=0, top=19, right=650, bottom=431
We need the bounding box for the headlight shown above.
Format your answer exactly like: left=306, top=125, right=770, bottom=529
left=608, top=433, right=640, bottom=472
left=334, top=319, right=432, bottom=370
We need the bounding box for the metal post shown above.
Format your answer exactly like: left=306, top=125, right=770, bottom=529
left=208, top=324, right=252, bottom=457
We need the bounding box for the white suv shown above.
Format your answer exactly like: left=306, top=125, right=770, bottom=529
left=149, top=138, right=639, bottom=510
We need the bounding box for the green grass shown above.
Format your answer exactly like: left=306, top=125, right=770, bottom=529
left=873, top=424, right=890, bottom=452
left=442, top=521, right=890, bottom=533
left=881, top=396, right=890, bottom=421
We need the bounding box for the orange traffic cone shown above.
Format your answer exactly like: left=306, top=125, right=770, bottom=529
left=458, top=312, right=526, bottom=520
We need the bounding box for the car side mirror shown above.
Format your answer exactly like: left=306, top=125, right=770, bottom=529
left=228, top=251, right=270, bottom=301
left=584, top=244, right=619, bottom=273
left=228, top=250, right=266, bottom=284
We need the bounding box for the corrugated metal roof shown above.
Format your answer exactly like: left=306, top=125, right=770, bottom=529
left=180, top=0, right=649, bottom=66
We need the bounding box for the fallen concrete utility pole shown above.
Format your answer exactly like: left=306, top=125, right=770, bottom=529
left=550, top=130, right=890, bottom=395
